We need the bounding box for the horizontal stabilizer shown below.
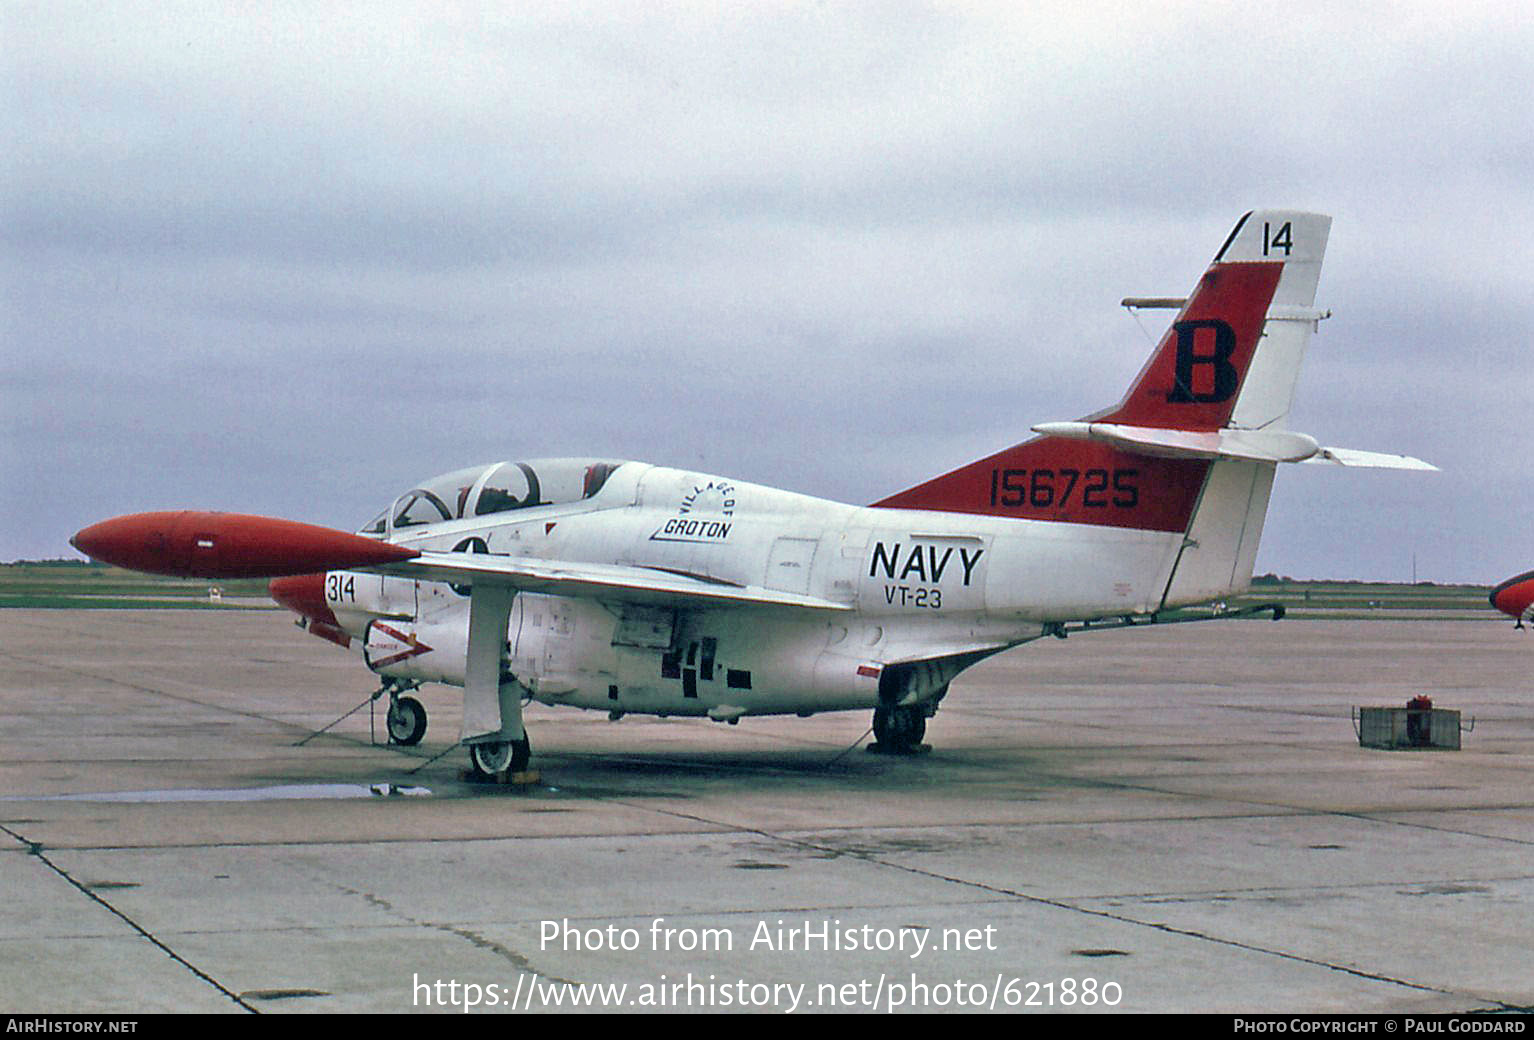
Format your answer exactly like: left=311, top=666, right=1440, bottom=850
left=1031, top=421, right=1320, bottom=463
left=1121, top=297, right=1187, bottom=310
left=1032, top=422, right=1437, bottom=472
left=1302, top=446, right=1438, bottom=470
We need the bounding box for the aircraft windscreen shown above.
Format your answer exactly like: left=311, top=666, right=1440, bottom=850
left=391, top=491, right=453, bottom=528
left=358, top=465, right=492, bottom=534
left=474, top=459, right=623, bottom=516
left=360, top=459, right=626, bottom=533
left=474, top=462, right=541, bottom=516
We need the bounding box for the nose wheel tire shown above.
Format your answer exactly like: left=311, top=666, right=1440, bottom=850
left=386, top=695, right=428, bottom=747
left=872, top=705, right=927, bottom=753
left=468, top=735, right=531, bottom=778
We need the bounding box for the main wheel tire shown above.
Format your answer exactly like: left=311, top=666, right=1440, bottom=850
left=468, top=735, right=531, bottom=777
left=873, top=706, right=926, bottom=751
left=899, top=709, right=927, bottom=747
left=386, top=695, right=427, bottom=746
left=873, top=706, right=894, bottom=746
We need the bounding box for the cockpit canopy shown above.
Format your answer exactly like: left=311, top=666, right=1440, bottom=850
left=360, top=458, right=626, bottom=535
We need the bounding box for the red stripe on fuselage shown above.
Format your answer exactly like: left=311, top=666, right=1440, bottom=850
left=268, top=572, right=337, bottom=626
left=872, top=444, right=1209, bottom=532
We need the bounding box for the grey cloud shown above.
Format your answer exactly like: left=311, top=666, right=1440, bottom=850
left=3, top=4, right=1530, bottom=579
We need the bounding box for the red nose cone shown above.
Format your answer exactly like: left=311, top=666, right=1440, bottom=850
left=70, top=511, right=419, bottom=579
left=268, top=572, right=338, bottom=625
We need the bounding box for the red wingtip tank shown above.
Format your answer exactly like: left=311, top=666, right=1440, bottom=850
left=70, top=511, right=419, bottom=579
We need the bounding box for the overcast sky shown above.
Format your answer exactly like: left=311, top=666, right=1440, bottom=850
left=3, top=2, right=1529, bottom=582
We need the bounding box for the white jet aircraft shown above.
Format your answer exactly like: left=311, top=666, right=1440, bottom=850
left=71, top=210, right=1433, bottom=777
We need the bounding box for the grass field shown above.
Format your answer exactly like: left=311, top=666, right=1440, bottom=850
left=0, top=561, right=1502, bottom=620
left=0, top=561, right=277, bottom=610
left=1237, top=575, right=1500, bottom=621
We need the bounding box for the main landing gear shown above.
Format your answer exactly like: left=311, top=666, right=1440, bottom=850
left=467, top=735, right=532, bottom=779
left=870, top=704, right=929, bottom=755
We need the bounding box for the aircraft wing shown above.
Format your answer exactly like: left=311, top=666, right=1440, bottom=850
left=68, top=511, right=852, bottom=611
left=377, top=551, right=855, bottom=613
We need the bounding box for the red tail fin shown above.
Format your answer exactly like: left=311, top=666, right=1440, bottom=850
left=1105, top=259, right=1283, bottom=430
left=872, top=212, right=1291, bottom=533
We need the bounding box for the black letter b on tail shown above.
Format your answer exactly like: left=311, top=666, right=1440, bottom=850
left=1167, top=319, right=1238, bottom=403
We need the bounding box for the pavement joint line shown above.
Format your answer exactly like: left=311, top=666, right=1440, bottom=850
left=875, top=860, right=1521, bottom=1012
left=588, top=800, right=1509, bottom=1010
left=1063, top=872, right=1534, bottom=903
left=0, top=797, right=1519, bottom=855
left=0, top=646, right=431, bottom=759
left=1013, top=769, right=1534, bottom=849
left=327, top=880, right=581, bottom=987
left=0, top=822, right=258, bottom=1013
left=1324, top=809, right=1534, bottom=848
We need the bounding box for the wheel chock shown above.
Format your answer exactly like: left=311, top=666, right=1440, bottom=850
left=460, top=768, right=542, bottom=786
left=865, top=742, right=931, bottom=756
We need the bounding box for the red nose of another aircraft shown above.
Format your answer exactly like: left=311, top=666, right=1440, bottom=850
left=1490, top=570, right=1534, bottom=621
left=70, top=511, right=419, bottom=579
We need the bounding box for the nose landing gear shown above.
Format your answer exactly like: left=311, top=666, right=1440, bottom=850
left=372, top=679, right=427, bottom=747
left=385, top=692, right=428, bottom=747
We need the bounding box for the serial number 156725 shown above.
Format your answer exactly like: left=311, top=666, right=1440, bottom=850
left=989, top=467, right=1138, bottom=510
